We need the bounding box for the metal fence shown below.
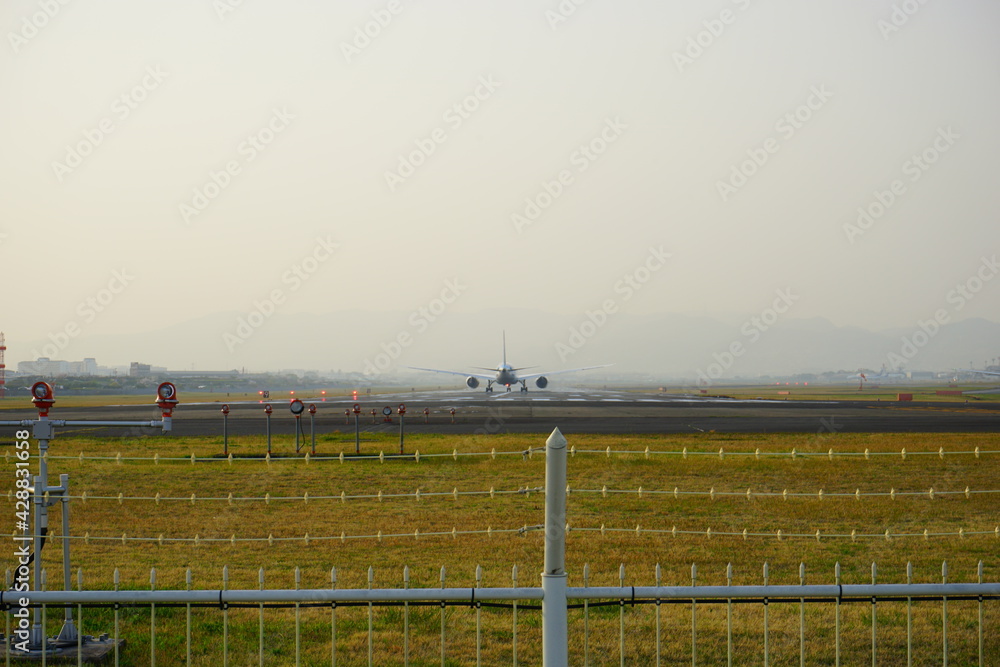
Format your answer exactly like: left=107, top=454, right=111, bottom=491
left=3, top=428, right=998, bottom=665
left=3, top=567, right=998, bottom=666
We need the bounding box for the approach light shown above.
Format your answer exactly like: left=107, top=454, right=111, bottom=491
left=155, top=382, right=179, bottom=417
left=31, top=381, right=55, bottom=416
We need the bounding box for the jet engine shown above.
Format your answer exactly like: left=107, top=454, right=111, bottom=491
left=466, top=377, right=480, bottom=389
left=535, top=376, right=548, bottom=389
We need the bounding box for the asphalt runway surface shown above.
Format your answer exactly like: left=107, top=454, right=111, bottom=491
left=1, top=388, right=998, bottom=439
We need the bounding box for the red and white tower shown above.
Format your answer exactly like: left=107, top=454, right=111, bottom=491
left=0, top=332, right=6, bottom=399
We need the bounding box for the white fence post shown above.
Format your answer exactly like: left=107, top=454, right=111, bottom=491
left=542, top=427, right=568, bottom=666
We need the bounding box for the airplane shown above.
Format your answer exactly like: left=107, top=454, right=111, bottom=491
left=407, top=332, right=610, bottom=393
left=849, top=366, right=907, bottom=384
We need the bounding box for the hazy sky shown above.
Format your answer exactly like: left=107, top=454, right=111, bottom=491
left=2, top=0, right=998, bottom=372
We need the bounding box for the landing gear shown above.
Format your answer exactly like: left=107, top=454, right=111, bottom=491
left=520, top=384, right=528, bottom=392
left=485, top=384, right=494, bottom=393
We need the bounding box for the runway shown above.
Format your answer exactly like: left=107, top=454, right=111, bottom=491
left=1, top=388, right=997, bottom=438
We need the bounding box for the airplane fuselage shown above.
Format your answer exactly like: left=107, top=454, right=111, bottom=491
left=494, top=365, right=518, bottom=387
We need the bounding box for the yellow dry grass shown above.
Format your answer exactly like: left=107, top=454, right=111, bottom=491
left=5, top=431, right=998, bottom=664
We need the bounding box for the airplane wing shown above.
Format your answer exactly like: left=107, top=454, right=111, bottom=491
left=971, top=369, right=1000, bottom=377
left=406, top=367, right=497, bottom=381
left=472, top=366, right=537, bottom=372
left=516, top=364, right=613, bottom=381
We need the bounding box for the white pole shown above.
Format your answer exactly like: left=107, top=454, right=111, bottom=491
left=542, top=428, right=568, bottom=666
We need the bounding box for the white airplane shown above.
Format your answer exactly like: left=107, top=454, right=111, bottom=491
left=849, top=366, right=906, bottom=383
left=408, top=333, right=609, bottom=393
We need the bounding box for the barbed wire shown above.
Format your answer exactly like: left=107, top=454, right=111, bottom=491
left=569, top=445, right=995, bottom=460
left=20, top=525, right=546, bottom=545
left=11, top=444, right=995, bottom=466
left=14, top=522, right=998, bottom=545
left=569, top=486, right=1000, bottom=501
left=570, top=524, right=1000, bottom=542
left=9, top=485, right=996, bottom=505
left=5, top=486, right=545, bottom=505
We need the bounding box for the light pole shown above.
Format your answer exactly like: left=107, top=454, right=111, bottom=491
left=221, top=404, right=230, bottom=455
left=264, top=404, right=273, bottom=454
left=290, top=399, right=305, bottom=453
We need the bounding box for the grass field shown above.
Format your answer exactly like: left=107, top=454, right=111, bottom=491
left=5, top=430, right=998, bottom=664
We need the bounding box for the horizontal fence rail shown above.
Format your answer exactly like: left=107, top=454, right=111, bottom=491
left=3, top=578, right=995, bottom=666
left=7, top=582, right=998, bottom=605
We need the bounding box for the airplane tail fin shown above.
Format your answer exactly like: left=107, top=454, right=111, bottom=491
left=502, top=330, right=507, bottom=367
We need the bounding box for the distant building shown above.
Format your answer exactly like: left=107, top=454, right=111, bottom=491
left=69, top=358, right=99, bottom=375
left=18, top=357, right=109, bottom=376
left=18, top=358, right=69, bottom=375
left=161, top=369, right=240, bottom=379
left=129, top=362, right=152, bottom=377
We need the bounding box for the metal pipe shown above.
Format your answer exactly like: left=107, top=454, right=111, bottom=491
left=620, top=564, right=627, bottom=667
left=354, top=413, right=360, bottom=454
left=871, top=563, right=877, bottom=667
left=1, top=420, right=166, bottom=427
left=58, top=475, right=76, bottom=639
left=942, top=561, right=949, bottom=667
left=8, top=581, right=999, bottom=605
left=763, top=563, right=769, bottom=667
left=906, top=562, right=912, bottom=667
left=5, top=587, right=546, bottom=604
left=30, top=474, right=43, bottom=648
left=150, top=569, right=156, bottom=667
left=567, top=583, right=1000, bottom=599
left=187, top=570, right=193, bottom=667
left=726, top=563, right=732, bottom=667
left=692, top=564, right=697, bottom=667
left=266, top=413, right=271, bottom=454
left=398, top=413, right=404, bottom=455
left=541, top=428, right=568, bottom=667
left=835, top=562, right=841, bottom=667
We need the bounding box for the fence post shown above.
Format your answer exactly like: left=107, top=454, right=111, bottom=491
left=542, top=427, right=568, bottom=666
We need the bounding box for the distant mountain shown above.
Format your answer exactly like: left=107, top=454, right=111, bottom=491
left=12, top=310, right=1000, bottom=380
